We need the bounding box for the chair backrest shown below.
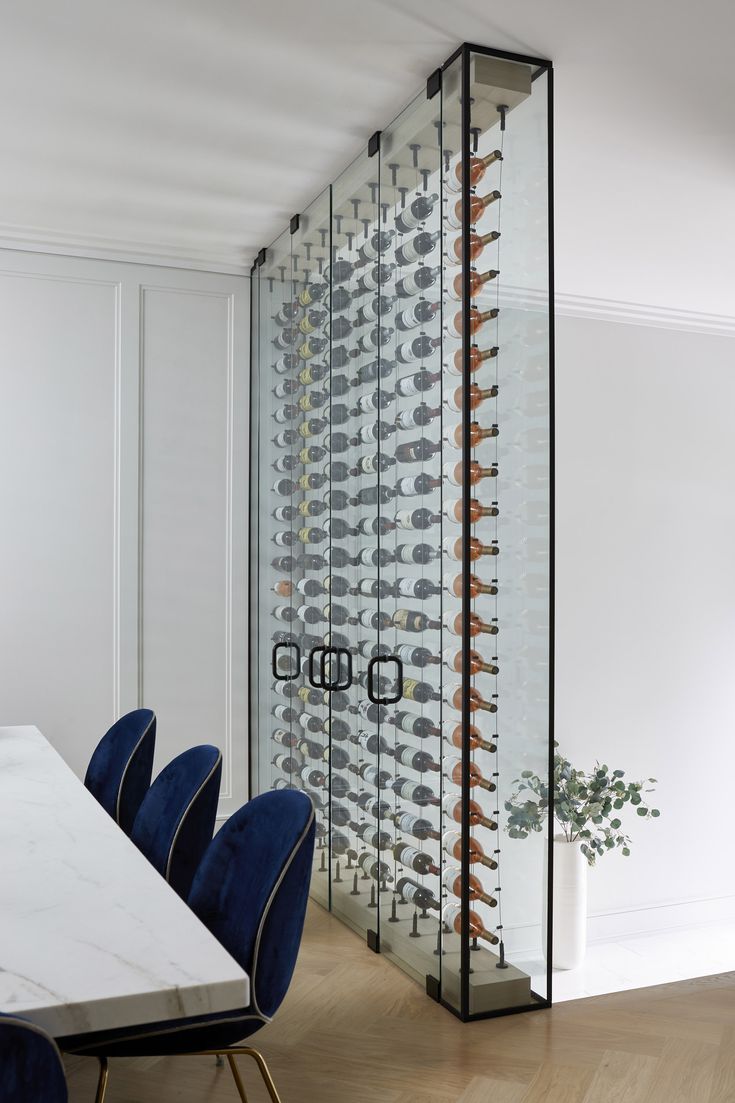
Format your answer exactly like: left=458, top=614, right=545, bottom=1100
left=188, top=789, right=315, bottom=1021
left=84, top=709, right=156, bottom=834
left=0, top=1014, right=67, bottom=1102
left=131, top=744, right=222, bottom=899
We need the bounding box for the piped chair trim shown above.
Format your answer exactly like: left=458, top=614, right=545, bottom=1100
left=115, top=712, right=156, bottom=826
left=249, top=802, right=315, bottom=1020
left=164, top=751, right=223, bottom=884
left=63, top=1013, right=266, bottom=1054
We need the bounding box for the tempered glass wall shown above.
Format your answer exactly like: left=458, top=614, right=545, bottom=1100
left=249, top=44, right=552, bottom=1020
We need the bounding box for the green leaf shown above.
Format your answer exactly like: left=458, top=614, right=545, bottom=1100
left=610, top=818, right=621, bottom=829
left=636, top=807, right=647, bottom=817
left=622, top=847, right=631, bottom=856
left=651, top=809, right=661, bottom=817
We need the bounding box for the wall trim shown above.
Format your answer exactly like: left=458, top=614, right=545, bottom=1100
left=586, top=893, right=735, bottom=945
left=2, top=236, right=735, bottom=336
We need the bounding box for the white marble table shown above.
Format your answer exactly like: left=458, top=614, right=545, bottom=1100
left=0, top=725, right=249, bottom=1037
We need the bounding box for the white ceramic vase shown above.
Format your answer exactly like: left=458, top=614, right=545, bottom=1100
left=552, top=835, right=587, bottom=970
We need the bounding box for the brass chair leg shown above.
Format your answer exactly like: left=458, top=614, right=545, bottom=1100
left=231, top=1047, right=283, bottom=1103
left=94, top=1057, right=109, bottom=1103
left=226, top=1053, right=251, bottom=1102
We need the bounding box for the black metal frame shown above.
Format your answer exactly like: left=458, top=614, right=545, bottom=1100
left=247, top=40, right=555, bottom=1024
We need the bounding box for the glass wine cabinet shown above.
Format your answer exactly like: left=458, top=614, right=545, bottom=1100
left=249, top=44, right=553, bottom=1020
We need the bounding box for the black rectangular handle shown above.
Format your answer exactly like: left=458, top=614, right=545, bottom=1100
left=367, top=655, right=404, bottom=705
left=320, top=646, right=353, bottom=691
left=272, top=641, right=301, bottom=681
left=308, top=645, right=328, bottom=688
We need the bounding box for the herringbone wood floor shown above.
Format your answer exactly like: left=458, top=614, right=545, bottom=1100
left=66, top=903, right=735, bottom=1103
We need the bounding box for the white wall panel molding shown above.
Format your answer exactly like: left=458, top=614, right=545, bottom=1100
left=0, top=233, right=250, bottom=277
left=0, top=248, right=249, bottom=816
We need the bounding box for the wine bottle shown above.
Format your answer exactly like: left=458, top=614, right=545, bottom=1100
left=445, top=306, right=499, bottom=341
left=324, top=432, right=351, bottom=454
left=273, top=403, right=299, bottom=424
left=395, top=230, right=441, bottom=266
left=353, top=421, right=396, bottom=445
left=395, top=404, right=441, bottom=430
left=394, top=508, right=441, bottom=531
left=353, top=609, right=392, bottom=632
left=273, top=428, right=299, bottom=448
left=298, top=765, right=327, bottom=789
left=446, top=345, right=500, bottom=379
left=390, top=711, right=439, bottom=740
left=272, top=603, right=296, bottom=622
left=396, top=575, right=443, bottom=605
left=442, top=647, right=499, bottom=677
left=297, top=308, right=328, bottom=335
left=443, top=572, right=498, bottom=599
left=297, top=390, right=327, bottom=413
left=271, top=556, right=296, bottom=573
left=393, top=608, right=441, bottom=633
left=350, top=700, right=388, bottom=725
left=447, top=268, right=500, bottom=302
left=330, top=802, right=352, bottom=828
left=325, top=717, right=351, bottom=742
left=354, top=517, right=393, bottom=539
left=359, top=852, right=393, bottom=884
left=353, top=730, right=390, bottom=756
left=444, top=754, right=497, bottom=789
left=395, top=644, right=440, bottom=670
left=394, top=369, right=440, bottom=397
left=445, top=421, right=499, bottom=450
left=401, top=677, right=440, bottom=704
left=272, top=454, right=298, bottom=472
left=297, top=526, right=327, bottom=545
left=445, top=148, right=502, bottom=193
left=394, top=473, right=442, bottom=498
left=394, top=842, right=438, bottom=876
left=297, top=499, right=327, bottom=518
left=395, top=192, right=439, bottom=233
left=349, top=762, right=392, bottom=789
left=297, top=471, right=328, bottom=491
left=353, top=357, right=395, bottom=385
left=442, top=902, right=499, bottom=945
left=272, top=752, right=304, bottom=774
left=325, top=463, right=351, bottom=484
left=297, top=336, right=328, bottom=361
left=442, top=610, right=498, bottom=638
left=351, top=452, right=396, bottom=476
left=272, top=530, right=296, bottom=548
left=324, top=745, right=351, bottom=771
left=356, top=326, right=393, bottom=355
left=395, top=300, right=440, bottom=331
left=445, top=192, right=502, bottom=232
left=326, top=372, right=352, bottom=397
left=297, top=416, right=327, bottom=439
left=393, top=813, right=440, bottom=842
left=298, top=281, right=328, bottom=306
left=442, top=794, right=497, bottom=832
left=443, top=829, right=498, bottom=870
left=272, top=727, right=298, bottom=748
left=356, top=229, right=395, bottom=265
left=324, top=574, right=350, bottom=597
left=272, top=506, right=296, bottom=524
left=352, top=263, right=395, bottom=297
left=394, top=543, right=438, bottom=566
left=442, top=498, right=499, bottom=524
left=271, top=578, right=293, bottom=597
left=393, top=776, right=438, bottom=806
left=272, top=327, right=298, bottom=352
left=442, top=865, right=497, bottom=907
left=442, top=536, right=499, bottom=562
left=272, top=353, right=299, bottom=375
left=298, top=361, right=329, bottom=385
left=350, top=485, right=395, bottom=507
left=324, top=517, right=356, bottom=541
left=352, top=577, right=391, bottom=600
left=394, top=745, right=440, bottom=773
left=353, top=389, right=395, bottom=415
left=354, top=824, right=393, bottom=850
left=446, top=230, right=500, bottom=267
left=396, top=876, right=440, bottom=911
left=394, top=438, right=442, bottom=464
left=273, top=301, right=301, bottom=326
left=395, top=335, right=440, bottom=365
left=273, top=377, right=299, bottom=398
left=298, top=712, right=325, bottom=735
left=443, top=461, right=498, bottom=487
left=354, top=793, right=392, bottom=820
left=295, top=685, right=324, bottom=707
left=395, top=265, right=440, bottom=298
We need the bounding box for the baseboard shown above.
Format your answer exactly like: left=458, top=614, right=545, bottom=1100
left=586, top=894, right=735, bottom=944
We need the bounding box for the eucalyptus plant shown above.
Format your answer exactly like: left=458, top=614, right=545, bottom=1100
left=505, top=745, right=660, bottom=866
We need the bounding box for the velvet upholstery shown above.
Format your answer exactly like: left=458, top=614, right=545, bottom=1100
left=0, top=1015, right=68, bottom=1102
left=131, top=744, right=222, bottom=899
left=59, top=790, right=315, bottom=1058
left=84, top=709, right=156, bottom=834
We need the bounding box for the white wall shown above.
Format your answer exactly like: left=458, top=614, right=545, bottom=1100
left=0, top=248, right=249, bottom=817
left=556, top=313, right=735, bottom=937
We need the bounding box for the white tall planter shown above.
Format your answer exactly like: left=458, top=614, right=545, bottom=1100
left=552, top=836, right=587, bottom=970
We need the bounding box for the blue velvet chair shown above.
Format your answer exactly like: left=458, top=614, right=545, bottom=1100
left=60, top=789, right=315, bottom=1103
left=0, top=1014, right=68, bottom=1102
left=84, top=708, right=156, bottom=834
left=131, top=744, right=223, bottom=900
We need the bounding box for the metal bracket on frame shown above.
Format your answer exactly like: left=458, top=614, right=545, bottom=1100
left=426, top=68, right=442, bottom=99
left=426, top=975, right=441, bottom=1002
left=367, top=928, right=380, bottom=953
left=255, top=248, right=266, bottom=267
left=289, top=214, right=300, bottom=235
left=368, top=130, right=381, bottom=157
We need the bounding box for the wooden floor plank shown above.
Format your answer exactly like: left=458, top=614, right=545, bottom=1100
left=64, top=903, right=735, bottom=1103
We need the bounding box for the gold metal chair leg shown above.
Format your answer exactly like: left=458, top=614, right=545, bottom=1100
left=232, top=1047, right=283, bottom=1103
left=226, top=1053, right=251, bottom=1102
left=94, top=1057, right=109, bottom=1103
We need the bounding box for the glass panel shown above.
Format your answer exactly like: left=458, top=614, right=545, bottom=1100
left=328, top=150, right=382, bottom=938
left=255, top=229, right=298, bottom=800
left=375, top=89, right=445, bottom=982
left=439, top=50, right=551, bottom=1017
left=289, top=191, right=333, bottom=906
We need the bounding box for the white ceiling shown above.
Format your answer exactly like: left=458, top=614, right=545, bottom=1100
left=1, top=0, right=733, bottom=314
